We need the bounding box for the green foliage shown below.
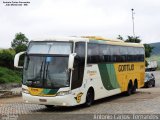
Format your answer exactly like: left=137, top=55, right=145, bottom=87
left=125, top=36, right=141, bottom=43
left=144, top=44, right=154, bottom=58
left=145, top=60, right=149, bottom=67
left=0, top=49, right=15, bottom=69
left=149, top=42, right=160, bottom=56
left=11, top=32, right=29, bottom=53
left=117, top=35, right=124, bottom=40
left=0, top=67, right=21, bottom=83
left=117, top=35, right=154, bottom=58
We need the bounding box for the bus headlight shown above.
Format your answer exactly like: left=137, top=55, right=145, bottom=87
left=22, top=88, right=29, bottom=94
left=56, top=91, right=71, bottom=96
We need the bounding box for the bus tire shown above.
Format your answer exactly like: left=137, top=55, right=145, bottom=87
left=45, top=105, right=54, bottom=109
left=132, top=80, right=138, bottom=94
left=126, top=81, right=133, bottom=96
left=153, top=81, right=155, bottom=87
left=85, top=88, right=94, bottom=107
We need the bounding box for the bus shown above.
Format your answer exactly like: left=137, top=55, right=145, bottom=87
left=14, top=36, right=145, bottom=108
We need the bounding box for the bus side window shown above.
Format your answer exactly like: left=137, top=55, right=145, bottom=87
left=138, top=48, right=145, bottom=61
left=99, top=44, right=110, bottom=63
left=87, top=43, right=100, bottom=64
left=121, top=46, right=128, bottom=62
left=75, top=42, right=85, bottom=65
left=127, top=47, right=134, bottom=62
left=133, top=48, right=137, bottom=61
left=110, top=45, right=120, bottom=62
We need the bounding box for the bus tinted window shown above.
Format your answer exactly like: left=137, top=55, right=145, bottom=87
left=120, top=46, right=128, bottom=62
left=75, top=42, right=85, bottom=65
left=72, top=42, right=85, bottom=89
left=138, top=48, right=145, bottom=61
left=87, top=43, right=144, bottom=64
left=87, top=43, right=100, bottom=63
left=99, top=44, right=111, bottom=62
left=127, top=47, right=134, bottom=62
left=75, top=42, right=85, bottom=58
left=110, top=45, right=120, bottom=62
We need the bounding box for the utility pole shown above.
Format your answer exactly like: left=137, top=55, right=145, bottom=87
left=131, top=8, right=135, bottom=37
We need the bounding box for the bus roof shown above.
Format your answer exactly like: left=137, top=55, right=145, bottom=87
left=82, top=36, right=143, bottom=47
left=107, top=41, right=144, bottom=47
left=31, top=36, right=144, bottom=48
left=31, top=36, right=89, bottom=42
left=82, top=36, right=124, bottom=42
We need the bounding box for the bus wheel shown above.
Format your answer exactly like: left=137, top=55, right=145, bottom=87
left=153, top=81, right=155, bottom=87
left=85, top=89, right=94, bottom=107
left=132, top=80, right=137, bottom=94
left=126, top=81, right=133, bottom=96
left=45, top=105, right=54, bottom=109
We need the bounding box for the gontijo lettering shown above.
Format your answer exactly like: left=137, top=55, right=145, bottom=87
left=118, top=64, right=134, bottom=72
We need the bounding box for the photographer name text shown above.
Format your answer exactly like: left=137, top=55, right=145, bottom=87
left=3, top=1, right=30, bottom=6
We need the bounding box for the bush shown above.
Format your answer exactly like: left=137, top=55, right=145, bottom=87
left=0, top=49, right=15, bottom=69
left=0, top=67, right=21, bottom=83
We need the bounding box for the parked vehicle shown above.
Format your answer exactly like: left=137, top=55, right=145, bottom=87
left=146, top=61, right=158, bottom=71
left=144, top=72, right=155, bottom=88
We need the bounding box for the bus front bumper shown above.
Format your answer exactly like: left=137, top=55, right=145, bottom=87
left=22, top=93, right=78, bottom=106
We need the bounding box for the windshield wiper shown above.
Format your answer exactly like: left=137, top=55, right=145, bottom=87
left=40, top=62, right=44, bottom=79
left=44, top=62, right=55, bottom=88
left=45, top=62, right=49, bottom=79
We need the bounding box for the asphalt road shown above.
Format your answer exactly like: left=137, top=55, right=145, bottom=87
left=0, top=71, right=160, bottom=120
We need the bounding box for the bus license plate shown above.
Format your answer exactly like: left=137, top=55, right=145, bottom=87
left=39, top=99, right=47, bottom=102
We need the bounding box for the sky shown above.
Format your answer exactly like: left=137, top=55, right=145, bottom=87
left=0, top=0, right=160, bottom=48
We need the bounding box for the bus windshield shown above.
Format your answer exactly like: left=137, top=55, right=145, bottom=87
left=23, top=41, right=72, bottom=88
left=27, top=41, right=72, bottom=55
left=23, top=56, right=70, bottom=88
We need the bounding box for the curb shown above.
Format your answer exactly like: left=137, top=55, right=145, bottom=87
left=0, top=89, right=22, bottom=98
left=0, top=83, right=21, bottom=90
left=0, top=83, right=22, bottom=98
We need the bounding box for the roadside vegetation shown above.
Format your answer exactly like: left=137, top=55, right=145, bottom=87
left=0, top=32, right=28, bottom=84
left=0, top=67, right=22, bottom=84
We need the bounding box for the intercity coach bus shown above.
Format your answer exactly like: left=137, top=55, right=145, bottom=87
left=14, top=36, right=145, bottom=108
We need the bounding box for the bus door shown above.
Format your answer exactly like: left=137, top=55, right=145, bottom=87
left=71, top=42, right=85, bottom=91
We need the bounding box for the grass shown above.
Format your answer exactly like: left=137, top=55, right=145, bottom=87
left=0, top=67, right=22, bottom=84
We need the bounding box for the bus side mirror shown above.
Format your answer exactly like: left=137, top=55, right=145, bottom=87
left=14, top=51, right=26, bottom=68
left=68, top=53, right=77, bottom=70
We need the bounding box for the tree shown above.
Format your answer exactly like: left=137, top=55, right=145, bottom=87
left=117, top=35, right=154, bottom=60
left=145, top=60, right=149, bottom=67
left=125, top=36, right=141, bottom=43
left=144, top=44, right=154, bottom=58
left=0, top=49, right=15, bottom=69
left=117, top=35, right=124, bottom=40
left=11, top=32, right=29, bottom=53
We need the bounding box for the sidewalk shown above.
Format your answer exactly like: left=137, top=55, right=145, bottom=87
left=0, top=83, right=22, bottom=98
